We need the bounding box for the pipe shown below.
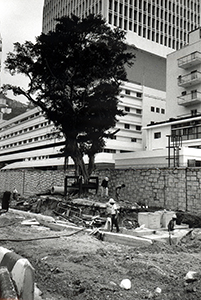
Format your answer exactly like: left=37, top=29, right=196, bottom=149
left=51, top=186, right=65, bottom=195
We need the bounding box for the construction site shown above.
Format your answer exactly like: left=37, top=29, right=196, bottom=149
left=0, top=183, right=201, bottom=300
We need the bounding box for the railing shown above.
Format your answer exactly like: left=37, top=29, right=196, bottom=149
left=178, top=71, right=201, bottom=87
left=178, top=51, right=201, bottom=69
left=178, top=91, right=201, bottom=106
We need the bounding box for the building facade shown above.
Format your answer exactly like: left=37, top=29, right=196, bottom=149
left=0, top=34, right=2, bottom=85
left=137, top=28, right=201, bottom=167
left=166, top=27, right=201, bottom=119
left=42, top=0, right=200, bottom=57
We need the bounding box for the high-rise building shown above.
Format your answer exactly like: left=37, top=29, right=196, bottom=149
left=42, top=0, right=167, bottom=154
left=42, top=0, right=200, bottom=58
left=0, top=34, right=2, bottom=84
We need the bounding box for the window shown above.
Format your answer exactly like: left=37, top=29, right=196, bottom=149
left=131, top=138, right=137, bottom=142
left=125, top=124, right=130, bottom=129
left=191, top=109, right=197, bottom=116
left=125, top=89, right=131, bottom=95
left=191, top=70, right=197, bottom=80
left=125, top=106, right=130, bottom=112
left=191, top=90, right=197, bottom=99
left=136, top=125, right=141, bottom=131
left=151, top=106, right=155, bottom=112
left=136, top=109, right=142, bottom=114
left=136, top=92, right=142, bottom=98
left=161, top=108, right=165, bottom=114
left=156, top=107, right=160, bottom=113
left=154, top=132, right=161, bottom=139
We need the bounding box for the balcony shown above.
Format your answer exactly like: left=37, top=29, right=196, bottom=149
left=178, top=71, right=201, bottom=87
left=178, top=91, right=201, bottom=106
left=178, top=51, right=201, bottom=69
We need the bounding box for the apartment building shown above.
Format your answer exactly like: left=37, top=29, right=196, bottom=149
left=166, top=27, right=201, bottom=119
left=135, top=27, right=201, bottom=168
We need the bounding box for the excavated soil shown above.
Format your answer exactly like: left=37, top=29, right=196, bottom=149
left=0, top=210, right=201, bottom=300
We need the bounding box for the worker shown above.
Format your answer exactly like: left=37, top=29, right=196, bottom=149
left=2, top=191, right=11, bottom=211
left=105, top=198, right=120, bottom=232
left=115, top=183, right=126, bottom=201
left=168, top=214, right=177, bottom=233
left=101, top=177, right=109, bottom=197
left=12, top=187, right=19, bottom=200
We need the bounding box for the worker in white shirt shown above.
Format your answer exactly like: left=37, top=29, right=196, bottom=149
left=105, top=198, right=120, bottom=232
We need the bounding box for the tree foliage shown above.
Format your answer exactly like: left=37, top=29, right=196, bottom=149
left=3, top=14, right=135, bottom=180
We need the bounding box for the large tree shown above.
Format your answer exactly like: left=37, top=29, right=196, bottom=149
left=3, top=14, right=135, bottom=181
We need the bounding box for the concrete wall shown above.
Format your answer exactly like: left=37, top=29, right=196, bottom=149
left=1, top=167, right=201, bottom=213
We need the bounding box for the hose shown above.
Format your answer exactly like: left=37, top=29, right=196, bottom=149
left=0, top=228, right=85, bottom=242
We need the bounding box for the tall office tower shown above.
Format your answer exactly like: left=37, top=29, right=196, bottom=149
left=42, top=0, right=168, bottom=155
left=0, top=34, right=2, bottom=84
left=43, top=0, right=200, bottom=58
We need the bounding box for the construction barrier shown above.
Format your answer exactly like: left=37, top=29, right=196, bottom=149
left=0, top=266, right=18, bottom=299
left=0, top=247, right=35, bottom=300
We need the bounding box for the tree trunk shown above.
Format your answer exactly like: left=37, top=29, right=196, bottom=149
left=65, top=139, right=89, bottom=183
left=88, top=154, right=95, bottom=178
left=72, top=155, right=89, bottom=183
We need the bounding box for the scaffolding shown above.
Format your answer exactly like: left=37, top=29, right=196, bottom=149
left=167, top=135, right=182, bottom=167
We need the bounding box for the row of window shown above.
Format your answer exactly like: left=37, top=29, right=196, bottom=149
left=124, top=106, right=142, bottom=114
left=108, top=14, right=197, bottom=49
left=0, top=111, right=42, bottom=132
left=124, top=124, right=141, bottom=131
left=110, top=1, right=199, bottom=21
left=0, top=120, right=51, bottom=141
left=24, top=155, right=50, bottom=161
left=172, top=126, right=201, bottom=141
left=124, top=89, right=142, bottom=98
left=0, top=133, right=52, bottom=150
left=151, top=106, right=165, bottom=114
left=130, top=0, right=199, bottom=11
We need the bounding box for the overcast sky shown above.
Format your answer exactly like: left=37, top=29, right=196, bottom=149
left=0, top=0, right=44, bottom=102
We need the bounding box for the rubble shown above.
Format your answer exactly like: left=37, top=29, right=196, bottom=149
left=8, top=193, right=201, bottom=247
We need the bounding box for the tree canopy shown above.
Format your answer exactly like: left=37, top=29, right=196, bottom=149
left=3, top=14, right=135, bottom=181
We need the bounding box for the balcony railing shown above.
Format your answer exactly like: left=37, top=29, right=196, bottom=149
left=178, top=71, right=201, bottom=87
left=178, top=91, right=201, bottom=106
left=178, top=51, right=201, bottom=69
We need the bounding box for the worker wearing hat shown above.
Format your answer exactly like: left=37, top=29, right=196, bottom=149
left=105, top=198, right=120, bottom=232
left=168, top=214, right=177, bottom=233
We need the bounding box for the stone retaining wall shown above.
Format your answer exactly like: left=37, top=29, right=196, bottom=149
left=0, top=167, right=201, bottom=212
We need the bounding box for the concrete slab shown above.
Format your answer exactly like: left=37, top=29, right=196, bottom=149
left=143, top=229, right=190, bottom=244
left=102, top=231, right=152, bottom=246
left=121, top=227, right=154, bottom=237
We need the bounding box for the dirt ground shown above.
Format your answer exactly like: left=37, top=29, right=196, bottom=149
left=0, top=209, right=201, bottom=300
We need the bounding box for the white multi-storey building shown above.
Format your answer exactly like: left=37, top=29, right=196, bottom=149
left=0, top=82, right=163, bottom=169
left=126, top=27, right=201, bottom=168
